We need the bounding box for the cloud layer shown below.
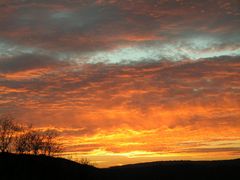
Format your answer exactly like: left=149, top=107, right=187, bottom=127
left=0, top=0, right=239, bottom=62
left=1, top=56, right=240, bottom=166
left=0, top=0, right=240, bottom=167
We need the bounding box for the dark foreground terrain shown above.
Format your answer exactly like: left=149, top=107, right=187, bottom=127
left=0, top=153, right=240, bottom=180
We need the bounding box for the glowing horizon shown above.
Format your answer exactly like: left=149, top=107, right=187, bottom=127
left=0, top=0, right=240, bottom=167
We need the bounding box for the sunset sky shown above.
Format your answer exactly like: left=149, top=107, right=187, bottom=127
left=0, top=0, right=240, bottom=167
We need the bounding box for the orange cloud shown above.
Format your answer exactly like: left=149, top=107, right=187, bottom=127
left=0, top=0, right=239, bottom=166
left=1, top=56, right=239, bottom=166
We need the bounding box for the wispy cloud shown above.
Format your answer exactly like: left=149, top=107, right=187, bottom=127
left=0, top=0, right=240, bottom=167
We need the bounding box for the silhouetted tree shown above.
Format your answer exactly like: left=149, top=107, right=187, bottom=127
left=15, top=128, right=62, bottom=156
left=27, top=130, right=44, bottom=155
left=15, top=134, right=27, bottom=154
left=42, top=130, right=62, bottom=156
left=15, top=124, right=32, bottom=154
left=1, top=114, right=63, bottom=156
left=78, top=158, right=94, bottom=166
left=15, top=131, right=32, bottom=154
left=0, top=114, right=20, bottom=153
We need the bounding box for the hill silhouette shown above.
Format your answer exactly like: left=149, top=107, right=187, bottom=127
left=1, top=153, right=240, bottom=180
left=102, top=159, right=240, bottom=180
left=0, top=153, right=98, bottom=180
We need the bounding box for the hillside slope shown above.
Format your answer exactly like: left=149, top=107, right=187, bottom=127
left=0, top=153, right=97, bottom=180
left=102, top=159, right=240, bottom=180
left=1, top=153, right=240, bottom=180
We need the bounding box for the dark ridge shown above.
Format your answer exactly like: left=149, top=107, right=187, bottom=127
left=108, top=158, right=240, bottom=169
left=102, top=159, right=240, bottom=180
left=1, top=153, right=240, bottom=180
left=0, top=153, right=98, bottom=180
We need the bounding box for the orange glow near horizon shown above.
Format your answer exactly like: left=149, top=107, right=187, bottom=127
left=0, top=0, right=240, bottom=168
left=1, top=58, right=240, bottom=167
left=58, top=124, right=240, bottom=167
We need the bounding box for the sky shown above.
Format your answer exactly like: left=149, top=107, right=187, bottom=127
left=0, top=0, right=240, bottom=167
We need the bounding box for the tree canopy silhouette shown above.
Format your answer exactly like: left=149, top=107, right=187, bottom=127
left=16, top=129, right=62, bottom=155
left=0, top=114, right=20, bottom=153
left=0, top=114, right=62, bottom=156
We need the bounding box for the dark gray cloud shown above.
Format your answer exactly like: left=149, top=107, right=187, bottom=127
left=0, top=0, right=239, bottom=54
left=0, top=53, right=67, bottom=73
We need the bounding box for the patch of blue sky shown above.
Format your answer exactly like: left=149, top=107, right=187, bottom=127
left=87, top=37, right=240, bottom=64
left=0, top=41, right=36, bottom=57
left=1, top=36, right=239, bottom=65
left=0, top=40, right=71, bottom=61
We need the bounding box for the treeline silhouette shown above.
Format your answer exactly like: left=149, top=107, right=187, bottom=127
left=0, top=114, right=62, bottom=156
